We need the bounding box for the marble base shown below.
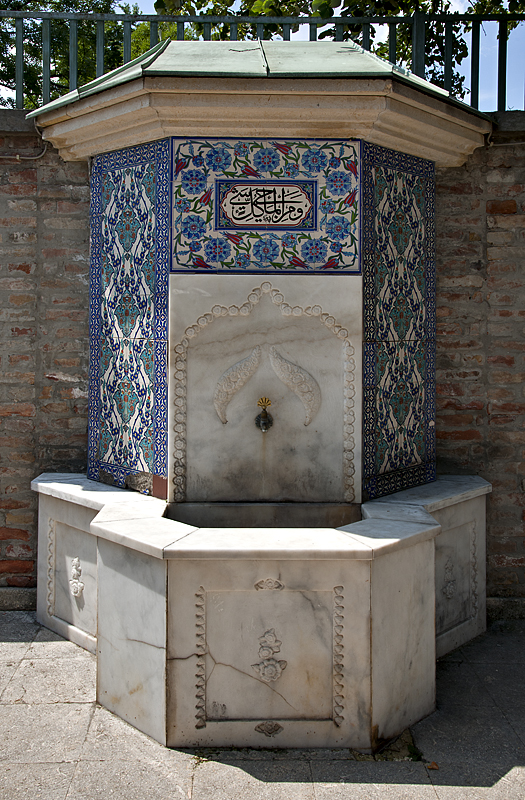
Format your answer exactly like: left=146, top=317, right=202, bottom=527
left=32, top=473, right=490, bottom=750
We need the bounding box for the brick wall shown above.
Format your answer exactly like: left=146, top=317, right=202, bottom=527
left=0, top=111, right=89, bottom=609
left=436, top=112, right=525, bottom=616
left=1, top=109, right=524, bottom=616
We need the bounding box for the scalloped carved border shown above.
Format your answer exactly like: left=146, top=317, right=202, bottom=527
left=195, top=585, right=207, bottom=729
left=46, top=518, right=56, bottom=617
left=172, top=281, right=356, bottom=502
left=333, top=585, right=345, bottom=727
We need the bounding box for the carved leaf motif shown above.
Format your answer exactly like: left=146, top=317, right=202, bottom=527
left=213, top=346, right=261, bottom=424
left=269, top=346, right=321, bottom=426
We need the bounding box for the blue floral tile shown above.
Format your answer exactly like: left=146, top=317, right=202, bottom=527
left=361, top=142, right=435, bottom=500
left=363, top=339, right=435, bottom=499
left=172, top=138, right=360, bottom=273
left=89, top=140, right=170, bottom=487
left=362, top=142, right=435, bottom=342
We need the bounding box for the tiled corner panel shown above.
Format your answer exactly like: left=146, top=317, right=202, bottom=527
left=362, top=142, right=436, bottom=499
left=88, top=139, right=170, bottom=487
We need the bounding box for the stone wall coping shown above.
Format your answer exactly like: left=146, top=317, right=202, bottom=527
left=364, top=474, right=492, bottom=514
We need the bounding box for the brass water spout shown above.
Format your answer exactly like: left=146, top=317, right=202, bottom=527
left=255, top=397, right=273, bottom=433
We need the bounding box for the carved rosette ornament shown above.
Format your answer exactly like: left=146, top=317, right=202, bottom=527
left=69, top=557, right=85, bottom=598
left=252, top=628, right=287, bottom=683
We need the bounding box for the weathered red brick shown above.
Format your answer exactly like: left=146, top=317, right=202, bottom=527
left=486, top=199, right=517, bottom=214
left=0, top=527, right=30, bottom=541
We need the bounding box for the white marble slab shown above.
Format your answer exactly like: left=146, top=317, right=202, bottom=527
left=97, top=538, right=168, bottom=745
left=361, top=501, right=438, bottom=527
left=163, top=526, right=373, bottom=560
left=90, top=516, right=197, bottom=559
left=370, top=540, right=436, bottom=740
left=32, top=473, right=161, bottom=511
left=372, top=475, right=491, bottom=512
left=167, top=557, right=373, bottom=749
left=338, top=518, right=440, bottom=557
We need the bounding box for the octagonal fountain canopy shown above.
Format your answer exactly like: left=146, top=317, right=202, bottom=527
left=30, top=39, right=491, bottom=509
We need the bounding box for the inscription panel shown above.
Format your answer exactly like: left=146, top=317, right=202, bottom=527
left=172, top=137, right=360, bottom=274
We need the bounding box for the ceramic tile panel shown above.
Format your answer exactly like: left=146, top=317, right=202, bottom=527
left=361, top=143, right=435, bottom=500
left=172, top=138, right=360, bottom=274
left=89, top=140, right=170, bottom=488
left=362, top=142, right=435, bottom=343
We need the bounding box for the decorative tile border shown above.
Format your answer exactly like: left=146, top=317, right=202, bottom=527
left=88, top=139, right=170, bottom=488
left=172, top=138, right=360, bottom=274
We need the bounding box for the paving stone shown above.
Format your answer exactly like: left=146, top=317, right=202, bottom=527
left=471, top=663, right=525, bottom=709
left=191, top=758, right=315, bottom=800
left=435, top=661, right=497, bottom=711
left=0, top=654, right=95, bottom=704
left=412, top=705, right=525, bottom=767
left=0, top=762, right=75, bottom=800
left=0, top=611, right=40, bottom=661
left=311, top=761, right=435, bottom=798
left=0, top=704, right=93, bottom=763
left=429, top=764, right=525, bottom=800
left=82, top=706, right=196, bottom=768
left=25, top=627, right=89, bottom=660
left=66, top=759, right=193, bottom=800
left=459, top=623, right=525, bottom=665
left=0, top=660, right=19, bottom=697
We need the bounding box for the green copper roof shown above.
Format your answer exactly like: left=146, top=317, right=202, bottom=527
left=28, top=39, right=478, bottom=119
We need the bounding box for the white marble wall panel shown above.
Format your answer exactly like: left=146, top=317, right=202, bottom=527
left=36, top=494, right=100, bottom=653
left=169, top=274, right=363, bottom=504
left=370, top=540, right=435, bottom=743
left=97, top=538, right=168, bottom=745
left=54, top=522, right=97, bottom=637
left=431, top=496, right=487, bottom=657
left=166, top=558, right=372, bottom=750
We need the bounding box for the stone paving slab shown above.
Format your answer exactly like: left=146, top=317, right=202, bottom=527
left=1, top=613, right=525, bottom=799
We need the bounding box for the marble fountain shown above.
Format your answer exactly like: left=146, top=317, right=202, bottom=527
left=30, top=40, right=491, bottom=751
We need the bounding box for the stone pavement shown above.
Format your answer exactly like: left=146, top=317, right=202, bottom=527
left=0, top=612, right=524, bottom=799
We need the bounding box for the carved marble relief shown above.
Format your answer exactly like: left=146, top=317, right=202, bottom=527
left=173, top=281, right=356, bottom=502
left=213, top=344, right=321, bottom=427
left=46, top=518, right=56, bottom=617
left=69, top=557, right=85, bottom=598
left=255, top=721, right=284, bottom=737
left=195, top=585, right=206, bottom=729
left=442, top=557, right=457, bottom=600
left=333, top=586, right=345, bottom=727
left=252, top=628, right=287, bottom=683
left=254, top=578, right=285, bottom=591
left=213, top=346, right=261, bottom=424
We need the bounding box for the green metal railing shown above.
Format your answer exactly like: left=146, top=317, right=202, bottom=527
left=1, top=9, right=524, bottom=112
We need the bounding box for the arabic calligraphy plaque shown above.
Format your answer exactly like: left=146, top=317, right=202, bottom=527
left=217, top=181, right=316, bottom=230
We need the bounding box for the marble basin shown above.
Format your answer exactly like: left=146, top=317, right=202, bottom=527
left=166, top=503, right=361, bottom=529
left=32, top=473, right=490, bottom=752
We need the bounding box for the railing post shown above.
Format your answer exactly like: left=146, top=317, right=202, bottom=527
left=388, top=22, right=397, bottom=65
left=150, top=21, right=158, bottom=48
left=362, top=22, right=370, bottom=51
left=96, top=20, right=104, bottom=77
left=470, top=20, right=480, bottom=109
left=42, top=19, right=51, bottom=105
left=412, top=11, right=425, bottom=78
left=69, top=20, right=78, bottom=93
left=444, top=21, right=452, bottom=92
left=498, top=18, right=507, bottom=111
left=123, top=21, right=132, bottom=64
left=15, top=18, right=23, bottom=109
